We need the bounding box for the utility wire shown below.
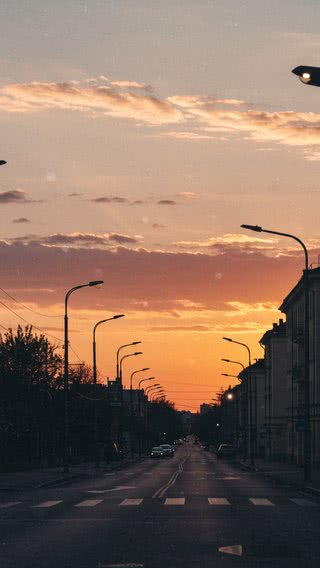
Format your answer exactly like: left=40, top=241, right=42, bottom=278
left=0, top=287, right=62, bottom=318
left=0, top=300, right=64, bottom=344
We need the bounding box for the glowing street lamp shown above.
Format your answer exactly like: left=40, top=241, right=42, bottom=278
left=292, top=65, right=320, bottom=86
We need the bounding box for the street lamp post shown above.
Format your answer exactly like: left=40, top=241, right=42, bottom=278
left=92, top=314, right=124, bottom=468
left=223, top=336, right=254, bottom=466
left=129, top=367, right=149, bottom=457
left=93, top=315, right=125, bottom=385
left=145, top=384, right=160, bottom=395
left=241, top=223, right=311, bottom=482
left=116, top=342, right=141, bottom=380
left=138, top=376, right=155, bottom=390
left=119, top=352, right=143, bottom=385
left=64, top=280, right=103, bottom=473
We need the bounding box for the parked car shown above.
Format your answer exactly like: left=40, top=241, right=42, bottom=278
left=160, top=444, right=174, bottom=457
left=217, top=444, right=236, bottom=459
left=150, top=446, right=165, bottom=458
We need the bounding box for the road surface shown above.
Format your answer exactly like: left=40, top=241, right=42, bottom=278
left=1, top=441, right=320, bottom=567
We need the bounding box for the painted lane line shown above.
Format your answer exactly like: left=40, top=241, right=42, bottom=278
left=250, top=498, right=275, bottom=506
left=152, top=458, right=186, bottom=499
left=75, top=499, right=104, bottom=507
left=33, top=500, right=63, bottom=508
left=290, top=498, right=317, bottom=507
left=87, top=486, right=136, bottom=494
left=164, top=498, right=185, bottom=506
left=218, top=545, right=243, bottom=557
left=119, top=499, right=143, bottom=507
left=208, top=498, right=230, bottom=506
left=0, top=501, right=21, bottom=509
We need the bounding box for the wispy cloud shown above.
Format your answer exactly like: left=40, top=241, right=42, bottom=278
left=90, top=196, right=129, bottom=204
left=13, top=231, right=141, bottom=249
left=0, top=189, right=35, bottom=204
left=157, top=199, right=177, bottom=205
left=2, top=78, right=320, bottom=157
left=12, top=217, right=31, bottom=224
left=0, top=80, right=181, bottom=125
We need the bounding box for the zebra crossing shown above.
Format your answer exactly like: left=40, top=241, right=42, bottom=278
left=0, top=496, right=318, bottom=510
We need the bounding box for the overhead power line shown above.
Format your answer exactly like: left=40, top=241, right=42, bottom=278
left=0, top=287, right=62, bottom=318
left=0, top=300, right=64, bottom=344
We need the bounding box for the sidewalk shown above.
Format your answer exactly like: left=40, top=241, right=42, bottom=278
left=238, top=457, right=320, bottom=495
left=0, top=456, right=144, bottom=492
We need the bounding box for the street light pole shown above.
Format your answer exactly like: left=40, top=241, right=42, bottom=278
left=116, top=342, right=141, bottom=380
left=241, top=223, right=311, bottom=482
left=64, top=280, right=103, bottom=473
left=92, top=314, right=124, bottom=468
left=93, top=315, right=125, bottom=385
left=119, top=352, right=143, bottom=385
left=223, top=337, right=254, bottom=466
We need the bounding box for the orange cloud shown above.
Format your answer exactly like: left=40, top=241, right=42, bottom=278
left=2, top=79, right=320, bottom=157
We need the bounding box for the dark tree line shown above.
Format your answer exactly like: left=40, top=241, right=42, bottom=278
left=0, top=326, right=185, bottom=471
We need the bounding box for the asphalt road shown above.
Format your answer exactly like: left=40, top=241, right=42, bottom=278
left=1, top=441, right=320, bottom=567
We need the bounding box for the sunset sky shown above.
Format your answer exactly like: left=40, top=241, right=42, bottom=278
left=1, top=1, right=320, bottom=410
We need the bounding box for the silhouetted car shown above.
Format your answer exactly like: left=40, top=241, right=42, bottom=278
left=217, top=444, right=236, bottom=459
left=160, top=444, right=174, bottom=457
left=150, top=446, right=164, bottom=458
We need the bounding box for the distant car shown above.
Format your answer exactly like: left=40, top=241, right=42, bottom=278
left=217, top=444, right=236, bottom=459
left=160, top=444, right=174, bottom=457
left=150, top=446, right=164, bottom=458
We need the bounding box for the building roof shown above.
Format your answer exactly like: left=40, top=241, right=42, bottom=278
left=260, top=319, right=286, bottom=345
left=280, top=266, right=320, bottom=313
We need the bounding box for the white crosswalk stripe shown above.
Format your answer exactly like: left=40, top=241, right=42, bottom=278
left=164, top=498, right=185, bottom=506
left=32, top=500, right=63, bottom=508
left=208, top=497, right=230, bottom=505
left=75, top=499, right=104, bottom=508
left=290, top=498, right=317, bottom=507
left=119, top=499, right=143, bottom=506
left=0, top=501, right=21, bottom=509
left=250, top=498, right=275, bottom=506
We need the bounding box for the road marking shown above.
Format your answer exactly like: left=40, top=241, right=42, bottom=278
left=208, top=498, right=230, bottom=506
left=119, top=499, right=143, bottom=507
left=33, top=500, right=63, bottom=508
left=290, top=498, right=317, bottom=507
left=164, top=497, right=185, bottom=506
left=218, top=545, right=243, bottom=556
left=0, top=501, right=21, bottom=509
left=153, top=458, right=186, bottom=499
left=75, top=499, right=104, bottom=507
left=250, top=498, right=274, bottom=506
left=87, top=486, right=136, bottom=494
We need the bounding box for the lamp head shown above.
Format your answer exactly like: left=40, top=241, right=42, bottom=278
left=0, top=160, right=6, bottom=166
left=241, top=224, right=262, bottom=232
left=223, top=337, right=233, bottom=342
left=292, top=65, right=320, bottom=86
left=134, top=351, right=143, bottom=356
left=114, top=314, right=125, bottom=319
left=132, top=341, right=141, bottom=345
left=89, top=280, right=104, bottom=287
left=221, top=358, right=230, bottom=362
